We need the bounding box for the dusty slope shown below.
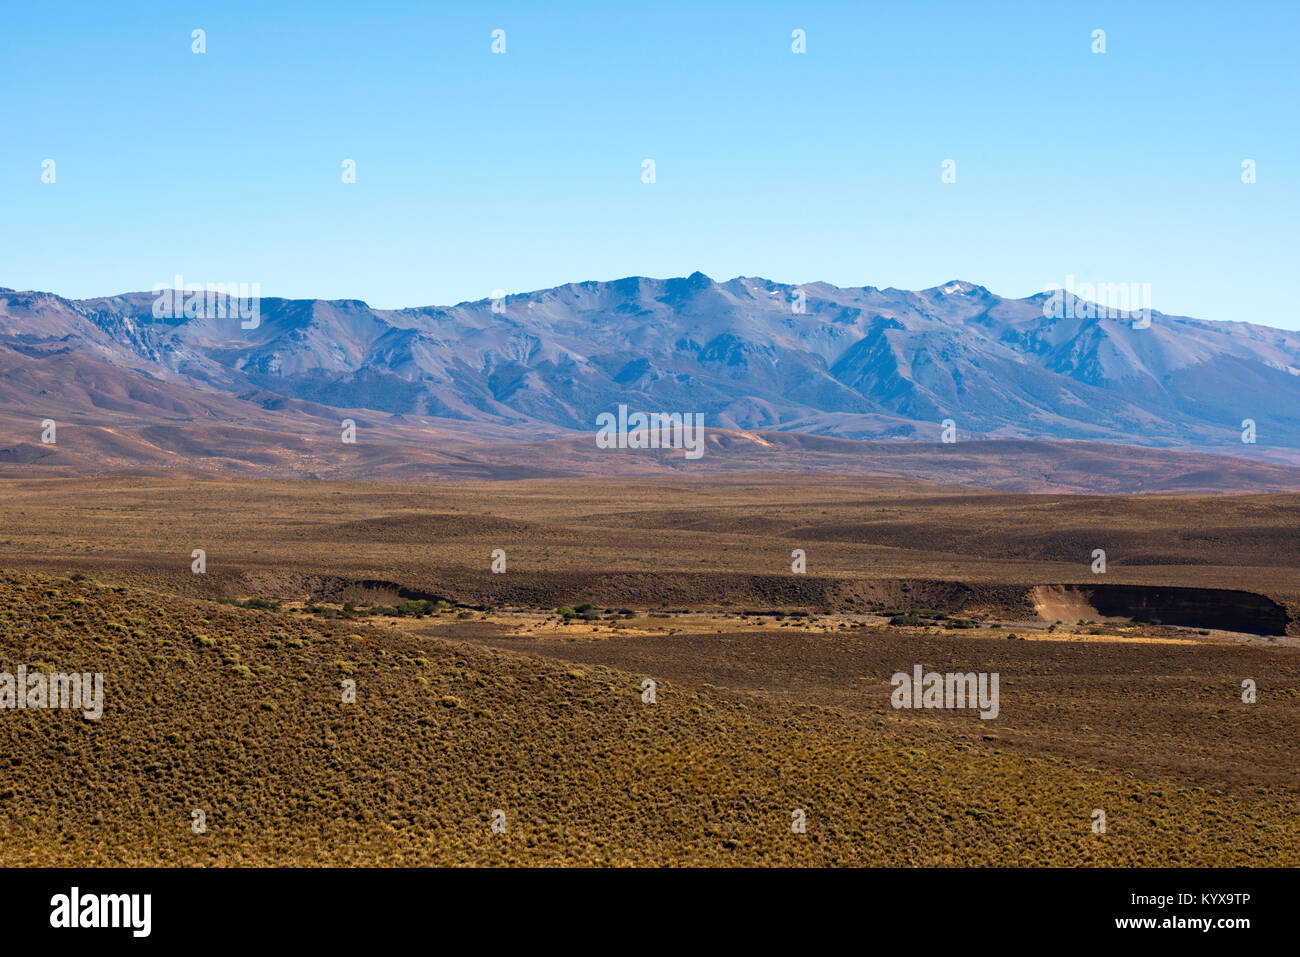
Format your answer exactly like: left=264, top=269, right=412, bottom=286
left=1, top=571, right=1295, bottom=866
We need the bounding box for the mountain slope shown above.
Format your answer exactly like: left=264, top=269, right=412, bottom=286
left=3, top=274, right=1300, bottom=455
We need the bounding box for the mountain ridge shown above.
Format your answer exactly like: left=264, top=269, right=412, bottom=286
left=3, top=274, right=1300, bottom=488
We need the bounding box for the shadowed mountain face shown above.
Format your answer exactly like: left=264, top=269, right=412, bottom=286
left=4, top=275, right=1300, bottom=453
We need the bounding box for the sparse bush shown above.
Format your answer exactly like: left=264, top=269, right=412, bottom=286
left=395, top=599, right=431, bottom=617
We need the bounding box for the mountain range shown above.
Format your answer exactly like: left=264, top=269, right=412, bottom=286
left=3, top=274, right=1300, bottom=490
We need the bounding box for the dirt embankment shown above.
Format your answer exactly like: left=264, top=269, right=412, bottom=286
left=82, top=562, right=1294, bottom=637
left=228, top=572, right=1294, bottom=636
left=1033, top=583, right=1290, bottom=635
left=293, top=571, right=1031, bottom=616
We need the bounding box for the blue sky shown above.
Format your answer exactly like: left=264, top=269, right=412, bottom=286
left=2, top=1, right=1296, bottom=327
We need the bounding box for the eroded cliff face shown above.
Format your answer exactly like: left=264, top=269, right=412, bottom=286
left=1033, top=583, right=1290, bottom=636
left=182, top=569, right=1296, bottom=638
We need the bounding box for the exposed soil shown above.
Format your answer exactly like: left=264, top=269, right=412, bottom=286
left=1033, top=584, right=1289, bottom=635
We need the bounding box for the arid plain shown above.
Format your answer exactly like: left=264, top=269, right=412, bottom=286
left=0, top=474, right=1296, bottom=865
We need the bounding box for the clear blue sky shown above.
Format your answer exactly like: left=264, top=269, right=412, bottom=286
left=2, top=1, right=1296, bottom=327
